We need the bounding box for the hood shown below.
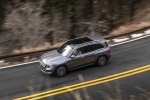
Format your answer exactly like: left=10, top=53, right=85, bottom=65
left=41, top=50, right=65, bottom=64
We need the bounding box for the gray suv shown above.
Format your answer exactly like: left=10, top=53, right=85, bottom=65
left=39, top=36, right=111, bottom=77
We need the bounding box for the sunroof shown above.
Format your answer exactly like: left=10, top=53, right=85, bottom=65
left=68, top=37, right=92, bottom=45
left=81, top=37, right=92, bottom=42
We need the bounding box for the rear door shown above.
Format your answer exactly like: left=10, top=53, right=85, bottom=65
left=95, top=43, right=105, bottom=57
left=82, top=44, right=97, bottom=64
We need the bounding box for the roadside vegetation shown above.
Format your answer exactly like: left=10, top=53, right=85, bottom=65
left=0, top=0, right=150, bottom=56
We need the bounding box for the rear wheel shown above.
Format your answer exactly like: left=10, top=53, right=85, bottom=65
left=97, top=56, right=107, bottom=67
left=55, top=66, right=67, bottom=77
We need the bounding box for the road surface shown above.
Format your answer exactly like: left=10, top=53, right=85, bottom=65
left=0, top=36, right=150, bottom=100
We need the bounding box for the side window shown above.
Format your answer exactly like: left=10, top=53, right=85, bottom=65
left=72, top=47, right=84, bottom=56
left=72, top=49, right=78, bottom=56
left=78, top=47, right=84, bottom=54
left=83, top=45, right=95, bottom=54
left=92, top=44, right=98, bottom=51
left=97, top=44, right=104, bottom=49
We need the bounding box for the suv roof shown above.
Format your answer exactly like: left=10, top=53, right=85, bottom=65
left=66, top=36, right=105, bottom=47
left=67, top=37, right=92, bottom=45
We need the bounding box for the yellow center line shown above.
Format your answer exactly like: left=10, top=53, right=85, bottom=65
left=14, top=65, right=150, bottom=100
left=29, top=67, right=150, bottom=100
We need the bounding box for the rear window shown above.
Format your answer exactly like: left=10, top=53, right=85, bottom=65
left=105, top=42, right=109, bottom=47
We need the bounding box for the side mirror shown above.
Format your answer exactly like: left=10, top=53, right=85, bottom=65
left=70, top=55, right=76, bottom=58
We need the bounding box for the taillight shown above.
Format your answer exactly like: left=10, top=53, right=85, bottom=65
left=108, top=48, right=111, bottom=52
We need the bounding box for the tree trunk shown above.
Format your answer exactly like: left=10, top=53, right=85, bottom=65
left=108, top=0, right=114, bottom=28
left=69, top=0, right=76, bottom=39
left=129, top=0, right=141, bottom=21
left=130, top=0, right=135, bottom=21
left=69, top=16, right=76, bottom=39
left=88, top=0, right=94, bottom=15
left=0, top=1, right=5, bottom=26
left=118, top=0, right=123, bottom=18
left=83, top=0, right=94, bottom=19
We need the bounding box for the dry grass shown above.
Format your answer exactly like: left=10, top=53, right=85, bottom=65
left=104, top=22, right=150, bottom=38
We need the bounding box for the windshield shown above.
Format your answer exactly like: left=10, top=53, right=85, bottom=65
left=57, top=43, right=73, bottom=57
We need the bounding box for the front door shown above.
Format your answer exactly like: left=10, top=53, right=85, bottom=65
left=67, top=47, right=87, bottom=69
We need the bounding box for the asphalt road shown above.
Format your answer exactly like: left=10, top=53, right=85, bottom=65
left=53, top=69, right=150, bottom=100
left=0, top=36, right=150, bottom=100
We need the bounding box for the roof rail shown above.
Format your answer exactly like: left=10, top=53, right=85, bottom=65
left=76, top=40, right=100, bottom=47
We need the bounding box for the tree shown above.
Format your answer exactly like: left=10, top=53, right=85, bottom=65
left=2, top=0, right=50, bottom=47
left=0, top=0, right=5, bottom=26
left=129, top=0, right=141, bottom=21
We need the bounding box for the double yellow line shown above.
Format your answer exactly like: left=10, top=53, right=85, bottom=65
left=15, top=64, right=150, bottom=100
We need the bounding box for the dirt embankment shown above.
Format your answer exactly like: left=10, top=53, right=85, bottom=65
left=0, top=0, right=150, bottom=56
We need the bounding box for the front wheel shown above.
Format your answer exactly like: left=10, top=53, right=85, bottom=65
left=54, top=66, right=67, bottom=77
left=97, top=56, right=107, bottom=67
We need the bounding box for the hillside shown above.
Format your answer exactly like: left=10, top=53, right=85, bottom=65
left=0, top=0, right=150, bottom=56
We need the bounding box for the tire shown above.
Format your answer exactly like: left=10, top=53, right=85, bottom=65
left=54, top=66, right=67, bottom=77
left=97, top=56, right=107, bottom=67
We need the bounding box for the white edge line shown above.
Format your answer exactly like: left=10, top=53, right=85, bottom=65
left=0, top=60, right=39, bottom=69
left=0, top=34, right=150, bottom=70
left=110, top=34, right=150, bottom=47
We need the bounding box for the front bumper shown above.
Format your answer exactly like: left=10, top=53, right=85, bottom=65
left=39, top=65, right=53, bottom=74
left=39, top=60, right=54, bottom=74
